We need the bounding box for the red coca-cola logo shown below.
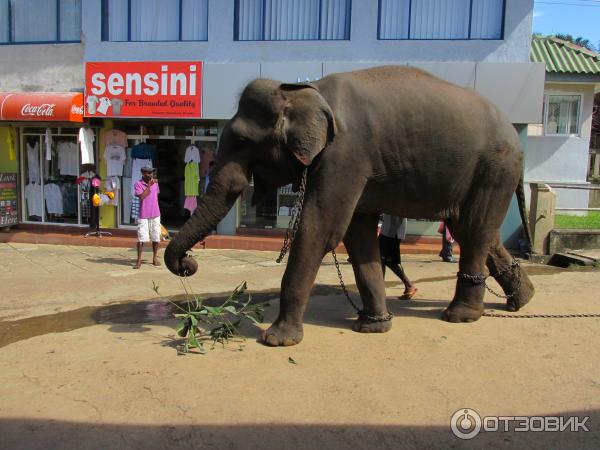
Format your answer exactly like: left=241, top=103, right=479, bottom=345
left=71, top=105, right=84, bottom=115
left=21, top=103, right=55, bottom=117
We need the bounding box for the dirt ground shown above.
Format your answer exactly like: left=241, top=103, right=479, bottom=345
left=0, top=242, right=599, bottom=449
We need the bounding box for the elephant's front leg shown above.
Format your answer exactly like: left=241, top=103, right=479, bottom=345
left=344, top=213, right=392, bottom=333
left=261, top=235, right=323, bottom=346
left=262, top=181, right=365, bottom=346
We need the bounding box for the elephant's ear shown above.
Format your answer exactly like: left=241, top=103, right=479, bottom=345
left=277, top=83, right=337, bottom=166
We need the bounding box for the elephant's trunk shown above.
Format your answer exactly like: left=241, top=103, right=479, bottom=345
left=164, top=161, right=249, bottom=276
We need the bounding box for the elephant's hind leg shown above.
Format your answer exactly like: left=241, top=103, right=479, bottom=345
left=486, top=237, right=535, bottom=311
left=442, top=225, right=487, bottom=323
left=344, top=213, right=392, bottom=334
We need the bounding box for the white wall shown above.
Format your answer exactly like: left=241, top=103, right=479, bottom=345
left=525, top=83, right=596, bottom=215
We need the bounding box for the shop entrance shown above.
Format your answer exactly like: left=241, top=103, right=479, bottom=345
left=115, top=122, right=218, bottom=231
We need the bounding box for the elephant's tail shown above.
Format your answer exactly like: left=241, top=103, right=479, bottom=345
left=516, top=171, right=533, bottom=254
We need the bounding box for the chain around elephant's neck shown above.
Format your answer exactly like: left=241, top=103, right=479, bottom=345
left=276, top=167, right=308, bottom=263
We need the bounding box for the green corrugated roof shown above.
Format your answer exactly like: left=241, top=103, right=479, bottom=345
left=531, top=37, right=600, bottom=75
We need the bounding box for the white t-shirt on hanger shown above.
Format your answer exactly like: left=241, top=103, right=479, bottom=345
left=45, top=183, right=64, bottom=215
left=104, top=145, right=126, bottom=176
left=27, top=142, right=40, bottom=183
left=57, top=141, right=79, bottom=176
left=25, top=183, right=43, bottom=217
left=184, top=145, right=201, bottom=163
left=78, top=128, right=95, bottom=165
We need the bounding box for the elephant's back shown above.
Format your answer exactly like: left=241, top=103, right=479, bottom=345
left=318, top=64, right=519, bottom=155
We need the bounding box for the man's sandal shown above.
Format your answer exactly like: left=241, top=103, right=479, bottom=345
left=399, top=287, right=418, bottom=300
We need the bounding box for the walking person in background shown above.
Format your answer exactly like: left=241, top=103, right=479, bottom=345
left=133, top=166, right=161, bottom=269
left=438, top=220, right=457, bottom=263
left=379, top=215, right=417, bottom=300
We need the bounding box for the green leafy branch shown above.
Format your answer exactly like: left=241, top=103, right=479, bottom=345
left=153, top=280, right=266, bottom=354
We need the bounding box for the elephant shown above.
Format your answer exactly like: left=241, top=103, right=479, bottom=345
left=164, top=65, right=535, bottom=346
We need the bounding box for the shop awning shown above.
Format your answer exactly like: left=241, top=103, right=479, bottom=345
left=0, top=92, right=84, bottom=122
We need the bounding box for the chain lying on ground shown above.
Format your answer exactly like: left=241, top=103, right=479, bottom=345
left=483, top=311, right=600, bottom=319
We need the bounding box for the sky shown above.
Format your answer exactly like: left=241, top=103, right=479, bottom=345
left=533, top=0, right=600, bottom=50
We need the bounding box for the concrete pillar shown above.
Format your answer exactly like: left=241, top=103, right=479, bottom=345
left=529, top=183, right=556, bottom=255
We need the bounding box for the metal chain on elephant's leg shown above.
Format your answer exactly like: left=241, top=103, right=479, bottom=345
left=276, top=167, right=308, bottom=264
left=457, top=258, right=521, bottom=300
left=458, top=259, right=600, bottom=319
left=331, top=250, right=393, bottom=323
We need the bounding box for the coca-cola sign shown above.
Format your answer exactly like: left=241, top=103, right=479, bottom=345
left=21, top=103, right=56, bottom=117
left=0, top=92, right=84, bottom=122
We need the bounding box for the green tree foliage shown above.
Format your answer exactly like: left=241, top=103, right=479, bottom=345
left=553, top=33, right=596, bottom=51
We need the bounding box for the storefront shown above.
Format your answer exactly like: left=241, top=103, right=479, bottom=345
left=84, top=61, right=228, bottom=231
left=0, top=92, right=94, bottom=228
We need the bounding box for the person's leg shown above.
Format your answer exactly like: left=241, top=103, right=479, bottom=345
left=149, top=217, right=161, bottom=266
left=134, top=218, right=149, bottom=268
left=152, top=241, right=160, bottom=266
left=134, top=242, right=143, bottom=269
left=440, top=224, right=456, bottom=262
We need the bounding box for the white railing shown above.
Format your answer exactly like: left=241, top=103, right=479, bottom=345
left=548, top=184, right=600, bottom=212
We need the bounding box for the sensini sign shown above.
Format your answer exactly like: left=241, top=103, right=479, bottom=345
left=85, top=61, right=202, bottom=118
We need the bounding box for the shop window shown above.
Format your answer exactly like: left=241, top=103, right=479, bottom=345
left=0, top=0, right=81, bottom=44
left=378, top=0, right=504, bottom=40
left=240, top=181, right=298, bottom=229
left=102, top=0, right=209, bottom=42
left=235, top=0, right=351, bottom=41
left=544, top=94, right=581, bottom=136
left=22, top=128, right=91, bottom=225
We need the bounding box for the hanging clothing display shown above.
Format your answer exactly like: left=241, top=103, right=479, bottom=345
left=44, top=183, right=64, bottom=215
left=77, top=170, right=96, bottom=220
left=104, top=144, right=126, bottom=176
left=131, top=195, right=140, bottom=221
left=184, top=161, right=199, bottom=196
left=45, top=128, right=53, bottom=160
left=184, top=145, right=201, bottom=163
left=57, top=141, right=79, bottom=176
left=25, top=183, right=43, bottom=217
left=61, top=183, right=78, bottom=216
left=6, top=127, right=16, bottom=161
left=78, top=127, right=95, bottom=165
left=183, top=196, right=197, bottom=213
left=122, top=177, right=132, bottom=223
left=27, top=141, right=40, bottom=183
left=123, top=147, right=133, bottom=179
left=131, top=143, right=156, bottom=160
left=105, top=129, right=128, bottom=148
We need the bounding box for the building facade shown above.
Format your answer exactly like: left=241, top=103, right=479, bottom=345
left=0, top=0, right=544, bottom=246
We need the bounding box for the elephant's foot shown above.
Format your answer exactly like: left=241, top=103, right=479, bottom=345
left=261, top=320, right=304, bottom=347
left=506, top=273, right=535, bottom=312
left=442, top=301, right=483, bottom=323
left=352, top=314, right=393, bottom=333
